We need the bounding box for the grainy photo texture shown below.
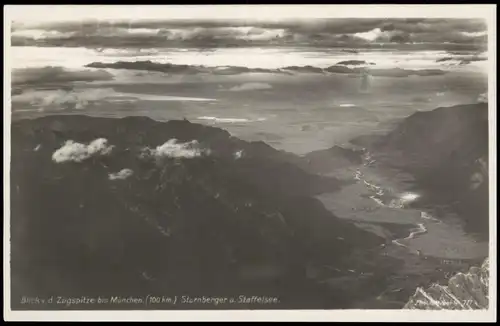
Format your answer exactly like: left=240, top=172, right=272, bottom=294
left=4, top=4, right=496, bottom=322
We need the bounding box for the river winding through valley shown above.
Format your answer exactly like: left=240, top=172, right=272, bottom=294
left=313, top=146, right=488, bottom=307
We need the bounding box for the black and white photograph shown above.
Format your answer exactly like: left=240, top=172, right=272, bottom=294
left=3, top=4, right=496, bottom=322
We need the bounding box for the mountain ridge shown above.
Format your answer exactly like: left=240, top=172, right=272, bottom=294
left=350, top=102, right=489, bottom=238
left=10, top=114, right=385, bottom=310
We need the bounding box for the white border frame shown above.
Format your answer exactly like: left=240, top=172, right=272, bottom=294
left=3, top=4, right=497, bottom=322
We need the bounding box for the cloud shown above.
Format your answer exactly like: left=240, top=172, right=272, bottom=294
left=85, top=61, right=279, bottom=75
left=197, top=116, right=251, bottom=123
left=52, top=138, right=114, bottom=163
left=11, top=24, right=289, bottom=48
left=12, top=66, right=114, bottom=86
left=379, top=19, right=487, bottom=35
left=462, top=31, right=488, bottom=38
left=242, top=28, right=286, bottom=41
left=11, top=88, right=119, bottom=110
left=141, top=139, right=208, bottom=160
left=234, top=150, right=244, bottom=160
left=83, top=60, right=444, bottom=79
left=477, top=92, right=488, bottom=103
left=11, top=28, right=76, bottom=40
left=368, top=68, right=446, bottom=77
left=281, top=65, right=325, bottom=73
left=354, top=28, right=384, bottom=41
left=11, top=18, right=487, bottom=50
left=324, top=65, right=446, bottom=77
left=436, top=54, right=487, bottom=66
left=157, top=26, right=286, bottom=42
left=470, top=172, right=484, bottom=190
left=336, top=60, right=375, bottom=66
left=228, top=82, right=272, bottom=91
left=197, top=116, right=266, bottom=123
left=109, top=168, right=134, bottom=180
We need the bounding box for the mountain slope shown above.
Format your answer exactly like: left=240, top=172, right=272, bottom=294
left=405, top=258, right=489, bottom=310
left=10, top=115, right=384, bottom=310
left=353, top=103, right=489, bottom=238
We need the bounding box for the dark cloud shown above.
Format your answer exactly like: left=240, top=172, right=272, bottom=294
left=381, top=18, right=487, bottom=34
left=389, top=34, right=411, bottom=44
left=83, top=59, right=448, bottom=78
left=11, top=18, right=487, bottom=50
left=13, top=18, right=486, bottom=35
left=12, top=66, right=114, bottom=86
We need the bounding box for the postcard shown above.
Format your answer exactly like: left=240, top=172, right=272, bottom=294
left=3, top=4, right=496, bottom=322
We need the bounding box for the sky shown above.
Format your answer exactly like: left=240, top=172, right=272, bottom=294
left=6, top=5, right=491, bottom=51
